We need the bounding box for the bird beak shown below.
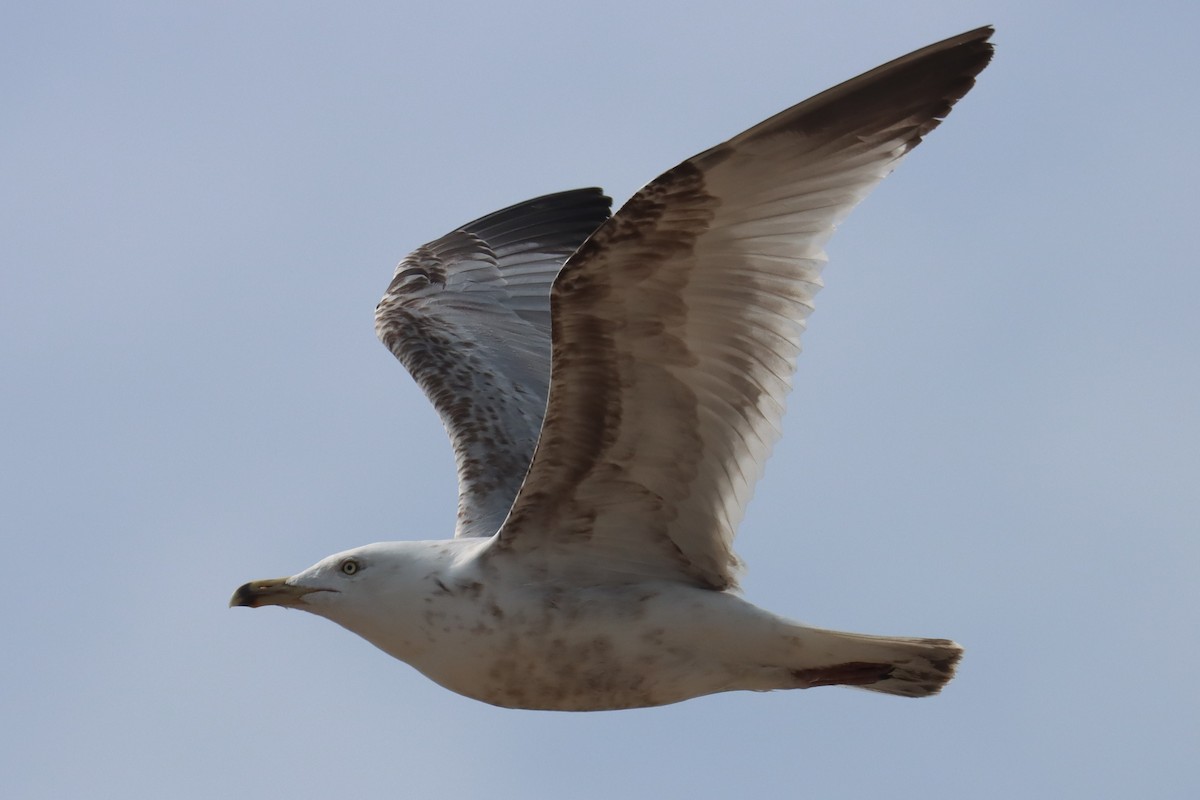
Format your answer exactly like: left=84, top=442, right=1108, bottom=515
left=229, top=577, right=331, bottom=609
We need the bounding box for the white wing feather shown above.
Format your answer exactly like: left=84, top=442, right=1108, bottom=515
left=496, top=27, right=994, bottom=588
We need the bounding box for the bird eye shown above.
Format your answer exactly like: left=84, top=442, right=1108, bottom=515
left=340, top=558, right=360, bottom=576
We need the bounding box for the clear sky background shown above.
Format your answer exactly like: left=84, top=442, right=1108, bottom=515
left=3, top=2, right=1197, bottom=797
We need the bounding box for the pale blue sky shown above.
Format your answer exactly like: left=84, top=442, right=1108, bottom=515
left=3, top=2, right=1197, bottom=797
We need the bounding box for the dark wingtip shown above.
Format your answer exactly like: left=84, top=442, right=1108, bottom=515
left=723, top=23, right=996, bottom=159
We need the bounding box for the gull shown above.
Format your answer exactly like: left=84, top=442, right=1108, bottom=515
left=232, top=27, right=993, bottom=711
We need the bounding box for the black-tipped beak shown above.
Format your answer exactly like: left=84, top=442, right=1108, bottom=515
left=229, top=577, right=329, bottom=609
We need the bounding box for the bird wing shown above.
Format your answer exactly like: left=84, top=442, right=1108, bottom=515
left=376, top=189, right=613, bottom=538
left=495, top=27, right=994, bottom=588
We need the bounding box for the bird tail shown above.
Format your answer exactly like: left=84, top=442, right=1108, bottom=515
left=788, top=627, right=963, bottom=698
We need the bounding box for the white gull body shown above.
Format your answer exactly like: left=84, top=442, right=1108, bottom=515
left=232, top=27, right=993, bottom=711
left=253, top=538, right=959, bottom=710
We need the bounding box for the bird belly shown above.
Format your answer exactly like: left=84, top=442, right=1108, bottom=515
left=403, top=582, right=789, bottom=711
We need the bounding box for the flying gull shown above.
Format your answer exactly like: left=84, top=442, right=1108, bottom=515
left=232, top=27, right=994, bottom=711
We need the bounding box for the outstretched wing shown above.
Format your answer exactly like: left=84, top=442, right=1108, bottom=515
left=376, top=189, right=612, bottom=538
left=497, top=28, right=994, bottom=588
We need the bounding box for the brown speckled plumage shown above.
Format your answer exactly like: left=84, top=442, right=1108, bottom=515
left=375, top=190, right=613, bottom=537
left=234, top=27, right=993, bottom=711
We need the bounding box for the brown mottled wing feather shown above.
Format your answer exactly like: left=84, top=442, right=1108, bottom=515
left=375, top=189, right=612, bottom=538
left=497, top=27, right=994, bottom=588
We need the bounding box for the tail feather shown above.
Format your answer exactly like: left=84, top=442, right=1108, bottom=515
left=793, top=629, right=963, bottom=698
